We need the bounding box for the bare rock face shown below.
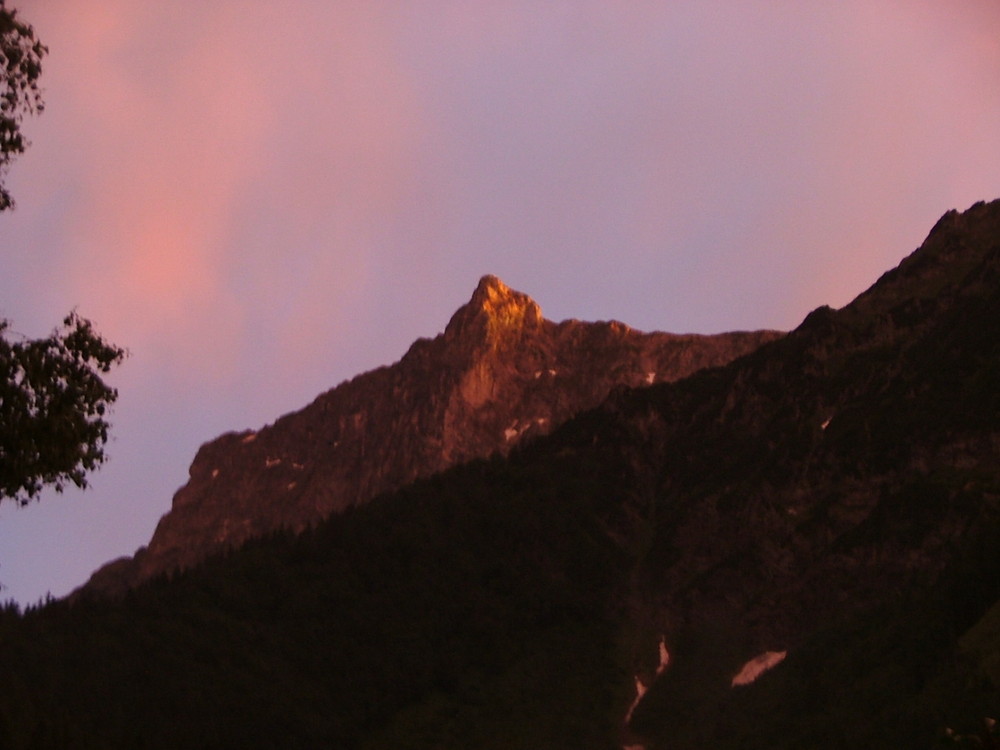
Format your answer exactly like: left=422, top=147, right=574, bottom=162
left=83, top=275, right=782, bottom=597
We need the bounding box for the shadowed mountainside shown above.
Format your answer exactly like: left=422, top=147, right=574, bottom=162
left=611, top=198, right=1000, bottom=747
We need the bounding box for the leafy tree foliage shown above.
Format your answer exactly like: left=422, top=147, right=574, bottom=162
left=0, top=0, right=46, bottom=211
left=0, top=4, right=124, bottom=504
left=0, top=313, right=126, bottom=504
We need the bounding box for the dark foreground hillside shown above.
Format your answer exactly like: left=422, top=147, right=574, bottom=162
left=1, top=200, right=999, bottom=749
left=1, top=448, right=634, bottom=748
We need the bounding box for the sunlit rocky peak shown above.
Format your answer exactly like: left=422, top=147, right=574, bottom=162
left=445, top=274, right=544, bottom=345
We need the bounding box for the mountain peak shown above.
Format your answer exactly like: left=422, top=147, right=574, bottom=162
left=80, top=272, right=782, bottom=599
left=445, top=274, right=544, bottom=343
left=471, top=273, right=511, bottom=301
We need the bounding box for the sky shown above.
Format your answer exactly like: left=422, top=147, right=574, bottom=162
left=1, top=2, right=999, bottom=606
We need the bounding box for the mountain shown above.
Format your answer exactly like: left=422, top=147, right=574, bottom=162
left=82, top=276, right=779, bottom=597
left=1, top=200, right=998, bottom=749
left=611, top=199, right=1000, bottom=746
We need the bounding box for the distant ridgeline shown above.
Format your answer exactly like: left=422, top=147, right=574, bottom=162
left=1, top=200, right=999, bottom=749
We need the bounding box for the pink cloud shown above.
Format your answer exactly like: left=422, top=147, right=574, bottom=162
left=19, top=2, right=429, bottom=388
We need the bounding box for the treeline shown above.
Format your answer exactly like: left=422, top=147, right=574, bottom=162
left=0, top=438, right=637, bottom=749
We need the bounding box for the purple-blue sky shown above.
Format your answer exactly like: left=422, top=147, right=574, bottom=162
left=2, top=2, right=999, bottom=605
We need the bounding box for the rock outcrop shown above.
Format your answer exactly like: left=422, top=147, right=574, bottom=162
left=83, top=275, right=781, bottom=596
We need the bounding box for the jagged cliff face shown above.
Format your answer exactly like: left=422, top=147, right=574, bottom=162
left=84, top=275, right=781, bottom=596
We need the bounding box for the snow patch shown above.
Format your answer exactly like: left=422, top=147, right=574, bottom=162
left=731, top=650, right=787, bottom=687
left=645, top=371, right=656, bottom=385
left=286, top=481, right=297, bottom=491
left=291, top=462, right=305, bottom=470
left=241, top=432, right=257, bottom=444
left=504, top=419, right=536, bottom=442
left=625, top=636, right=670, bottom=725
left=657, top=637, right=670, bottom=674
left=821, top=417, right=831, bottom=430
left=624, top=675, right=647, bottom=723
left=265, top=457, right=281, bottom=468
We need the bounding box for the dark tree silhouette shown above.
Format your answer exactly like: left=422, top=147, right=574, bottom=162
left=0, top=314, right=126, bottom=504
left=0, top=0, right=46, bottom=211
left=0, top=5, right=127, bottom=504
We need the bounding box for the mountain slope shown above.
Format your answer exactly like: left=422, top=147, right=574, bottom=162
left=1, top=201, right=998, bottom=749
left=83, top=276, right=778, bottom=597
left=611, top=199, right=1000, bottom=746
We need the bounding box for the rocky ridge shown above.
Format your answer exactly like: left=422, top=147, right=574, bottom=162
left=83, top=276, right=781, bottom=596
